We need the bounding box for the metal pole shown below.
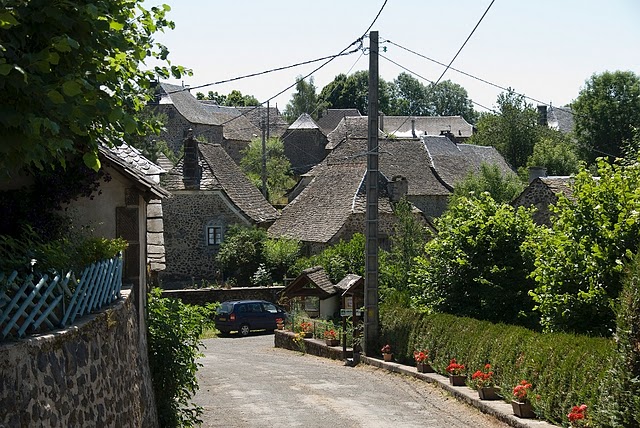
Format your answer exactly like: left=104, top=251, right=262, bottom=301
left=364, top=31, right=379, bottom=356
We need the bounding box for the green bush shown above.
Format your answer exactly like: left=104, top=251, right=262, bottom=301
left=147, top=289, right=204, bottom=428
left=596, top=255, right=640, bottom=427
left=380, top=305, right=615, bottom=425
left=291, top=233, right=365, bottom=283
left=215, top=225, right=267, bottom=285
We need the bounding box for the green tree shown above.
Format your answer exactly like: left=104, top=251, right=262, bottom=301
left=451, top=163, right=524, bottom=205
left=215, top=225, right=267, bottom=286
left=291, top=233, right=365, bottom=283
left=470, top=90, right=540, bottom=169
left=195, top=91, right=227, bottom=104
left=283, top=76, right=325, bottom=123
left=0, top=0, right=190, bottom=175
left=410, top=193, right=538, bottom=327
left=388, top=72, right=430, bottom=116
left=379, top=198, right=431, bottom=298
left=318, top=71, right=392, bottom=116
left=239, top=137, right=296, bottom=204
left=525, top=157, right=640, bottom=336
left=525, top=130, right=581, bottom=176
left=427, top=80, right=477, bottom=123
left=572, top=71, right=640, bottom=162
left=263, top=237, right=301, bottom=283
left=224, top=90, right=259, bottom=107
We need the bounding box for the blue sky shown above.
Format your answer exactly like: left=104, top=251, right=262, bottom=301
left=148, top=0, right=640, bottom=114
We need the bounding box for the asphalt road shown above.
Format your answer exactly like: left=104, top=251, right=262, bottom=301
left=193, top=333, right=509, bottom=428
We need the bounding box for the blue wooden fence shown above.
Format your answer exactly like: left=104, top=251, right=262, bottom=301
left=0, top=256, right=123, bottom=340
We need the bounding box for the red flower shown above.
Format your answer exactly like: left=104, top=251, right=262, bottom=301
left=567, top=404, right=587, bottom=424
left=413, top=350, right=429, bottom=363
left=513, top=379, right=532, bottom=401
left=471, top=364, right=494, bottom=388
left=381, top=344, right=391, bottom=354
left=446, top=358, right=465, bottom=375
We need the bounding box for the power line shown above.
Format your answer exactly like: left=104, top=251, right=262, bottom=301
left=379, top=53, right=496, bottom=113
left=165, top=50, right=360, bottom=95
left=388, top=0, right=495, bottom=136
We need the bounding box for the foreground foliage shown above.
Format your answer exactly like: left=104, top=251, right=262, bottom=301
left=411, top=193, right=538, bottom=328
left=147, top=289, right=205, bottom=428
left=0, top=0, right=189, bottom=174
left=380, top=305, right=615, bottom=426
left=525, top=158, right=640, bottom=335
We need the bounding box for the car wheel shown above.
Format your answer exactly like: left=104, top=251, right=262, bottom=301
left=239, top=324, right=250, bottom=337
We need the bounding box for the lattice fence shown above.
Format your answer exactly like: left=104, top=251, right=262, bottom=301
left=0, top=256, right=123, bottom=340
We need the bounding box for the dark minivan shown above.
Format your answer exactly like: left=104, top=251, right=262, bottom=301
left=215, top=300, right=287, bottom=336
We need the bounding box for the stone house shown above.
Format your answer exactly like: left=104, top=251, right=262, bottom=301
left=160, top=134, right=278, bottom=287
left=281, top=113, right=329, bottom=175
left=317, top=108, right=362, bottom=135
left=512, top=171, right=574, bottom=226
left=537, top=104, right=575, bottom=134
left=150, top=83, right=223, bottom=153
left=324, top=116, right=513, bottom=219
left=268, top=150, right=430, bottom=254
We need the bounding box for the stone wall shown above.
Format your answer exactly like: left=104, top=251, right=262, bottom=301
left=511, top=181, right=556, bottom=226
left=282, top=129, right=328, bottom=175
left=409, top=195, right=450, bottom=220
left=161, top=286, right=285, bottom=305
left=161, top=191, right=250, bottom=285
left=0, top=291, right=157, bottom=428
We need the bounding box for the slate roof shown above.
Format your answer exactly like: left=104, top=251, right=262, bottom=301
left=424, top=138, right=515, bottom=190
left=288, top=113, right=320, bottom=130
left=99, top=144, right=169, bottom=199
left=335, top=274, right=363, bottom=293
left=199, top=103, right=260, bottom=141
left=540, top=176, right=574, bottom=200
left=162, top=142, right=277, bottom=224
left=237, top=106, right=289, bottom=138
left=156, top=153, right=174, bottom=173
left=547, top=106, right=575, bottom=134
left=317, top=109, right=362, bottom=135
left=382, top=115, right=474, bottom=138
left=158, top=83, right=222, bottom=126
left=109, top=143, right=165, bottom=177
left=281, top=266, right=340, bottom=299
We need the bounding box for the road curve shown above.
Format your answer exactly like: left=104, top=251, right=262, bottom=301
left=194, top=333, right=509, bottom=428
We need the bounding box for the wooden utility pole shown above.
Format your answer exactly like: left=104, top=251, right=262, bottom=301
left=364, top=30, right=379, bottom=356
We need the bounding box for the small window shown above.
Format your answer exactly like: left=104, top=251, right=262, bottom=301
left=207, top=226, right=222, bottom=246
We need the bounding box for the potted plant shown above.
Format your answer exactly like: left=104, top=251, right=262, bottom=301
left=413, top=349, right=434, bottom=373
left=511, top=380, right=535, bottom=418
left=567, top=404, right=588, bottom=427
left=275, top=318, right=284, bottom=330
left=299, top=321, right=313, bottom=338
left=446, top=358, right=466, bottom=386
left=381, top=344, right=393, bottom=362
left=323, top=329, right=339, bottom=346
left=470, top=364, right=499, bottom=400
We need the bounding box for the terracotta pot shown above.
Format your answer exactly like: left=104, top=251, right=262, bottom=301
left=416, top=362, right=435, bottom=373
left=477, top=386, right=499, bottom=400
left=449, top=374, right=466, bottom=386
left=325, top=338, right=339, bottom=346
left=383, top=353, right=393, bottom=362
left=511, top=400, right=535, bottom=418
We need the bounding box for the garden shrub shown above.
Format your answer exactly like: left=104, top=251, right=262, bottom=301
left=380, top=305, right=615, bottom=425
left=595, top=255, right=640, bottom=427
left=147, top=289, right=205, bottom=428
left=291, top=233, right=365, bottom=283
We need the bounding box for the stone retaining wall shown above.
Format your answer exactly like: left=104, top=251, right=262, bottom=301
left=0, top=291, right=157, bottom=428
left=161, top=286, right=285, bottom=306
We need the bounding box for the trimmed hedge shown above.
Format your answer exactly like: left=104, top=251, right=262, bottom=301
left=380, top=306, right=615, bottom=425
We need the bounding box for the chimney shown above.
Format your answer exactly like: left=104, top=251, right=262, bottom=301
left=387, top=175, right=408, bottom=203
left=528, top=166, right=547, bottom=183
left=537, top=105, right=548, bottom=127
left=440, top=130, right=456, bottom=143
left=411, top=119, right=416, bottom=138
left=182, top=130, right=200, bottom=189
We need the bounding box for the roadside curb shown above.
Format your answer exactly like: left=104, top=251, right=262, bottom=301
left=360, top=356, right=558, bottom=428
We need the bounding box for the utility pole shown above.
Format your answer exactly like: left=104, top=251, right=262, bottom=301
left=266, top=100, right=270, bottom=141
left=364, top=30, right=379, bottom=356
left=261, top=117, right=267, bottom=199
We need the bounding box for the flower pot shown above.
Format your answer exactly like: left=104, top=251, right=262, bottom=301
left=477, top=386, right=499, bottom=400
left=511, top=400, right=535, bottom=418
left=383, top=353, right=393, bottom=362
left=276, top=324, right=284, bottom=330
left=416, top=362, right=434, bottom=373
left=325, top=338, right=339, bottom=346
left=302, top=332, right=312, bottom=338
left=449, top=374, right=466, bottom=386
